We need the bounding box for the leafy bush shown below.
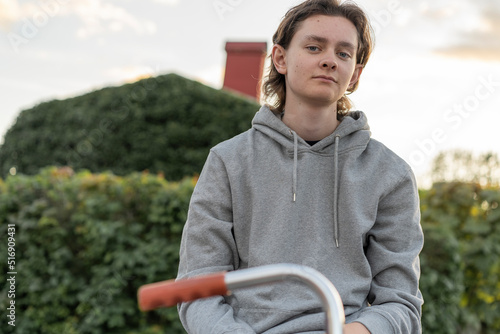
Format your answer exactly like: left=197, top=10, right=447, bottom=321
left=0, top=167, right=193, bottom=333
left=0, top=73, right=259, bottom=180
left=1, top=167, right=499, bottom=333
left=420, top=182, right=500, bottom=333
left=420, top=222, right=465, bottom=333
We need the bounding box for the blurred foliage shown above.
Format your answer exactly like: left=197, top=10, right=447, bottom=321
left=0, top=73, right=259, bottom=180
left=0, top=167, right=193, bottom=334
left=419, top=221, right=465, bottom=334
left=420, top=182, right=500, bottom=334
left=0, top=166, right=499, bottom=333
left=431, top=150, right=500, bottom=186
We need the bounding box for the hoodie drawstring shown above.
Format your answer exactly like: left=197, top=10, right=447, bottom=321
left=292, top=130, right=298, bottom=202
left=289, top=130, right=340, bottom=247
left=333, top=135, right=340, bottom=248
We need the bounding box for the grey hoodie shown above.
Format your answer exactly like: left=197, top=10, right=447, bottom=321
left=177, top=105, right=424, bottom=334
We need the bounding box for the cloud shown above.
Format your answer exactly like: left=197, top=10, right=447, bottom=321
left=152, top=0, right=180, bottom=6
left=0, top=0, right=16, bottom=30
left=434, top=2, right=500, bottom=61
left=70, top=0, right=157, bottom=38
left=1, top=0, right=156, bottom=37
left=0, top=0, right=28, bottom=31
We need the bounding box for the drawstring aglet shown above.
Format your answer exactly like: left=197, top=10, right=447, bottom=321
left=335, top=238, right=339, bottom=248
left=293, top=193, right=296, bottom=202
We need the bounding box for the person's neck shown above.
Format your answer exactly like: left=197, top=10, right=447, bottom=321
left=281, top=101, right=340, bottom=141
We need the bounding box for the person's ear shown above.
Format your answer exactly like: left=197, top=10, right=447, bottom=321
left=348, top=64, right=364, bottom=89
left=272, top=44, right=287, bottom=75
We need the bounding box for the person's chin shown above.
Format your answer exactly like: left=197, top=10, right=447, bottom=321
left=304, top=95, right=339, bottom=107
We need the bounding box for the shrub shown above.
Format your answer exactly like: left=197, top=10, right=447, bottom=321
left=0, top=167, right=193, bottom=333
left=0, top=73, right=259, bottom=180
left=419, top=222, right=465, bottom=333
left=420, top=182, right=500, bottom=333
left=2, top=168, right=499, bottom=333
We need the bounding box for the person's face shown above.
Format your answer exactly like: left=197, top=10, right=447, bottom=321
left=273, top=15, right=363, bottom=109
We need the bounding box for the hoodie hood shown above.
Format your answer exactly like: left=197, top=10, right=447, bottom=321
left=251, top=105, right=371, bottom=247
left=251, top=105, right=371, bottom=152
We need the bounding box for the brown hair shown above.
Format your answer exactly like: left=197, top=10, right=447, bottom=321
left=262, top=0, right=374, bottom=117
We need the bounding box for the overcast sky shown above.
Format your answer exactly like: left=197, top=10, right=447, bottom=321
left=1, top=0, right=499, bottom=186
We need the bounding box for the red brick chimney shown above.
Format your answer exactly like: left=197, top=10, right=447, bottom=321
left=223, top=42, right=268, bottom=100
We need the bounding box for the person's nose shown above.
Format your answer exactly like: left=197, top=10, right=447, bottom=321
left=320, top=57, right=337, bottom=70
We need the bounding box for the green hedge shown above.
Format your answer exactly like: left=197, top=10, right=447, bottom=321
left=0, top=73, right=259, bottom=180
left=1, top=169, right=499, bottom=333
left=0, top=167, right=193, bottom=334
left=420, top=182, right=500, bottom=333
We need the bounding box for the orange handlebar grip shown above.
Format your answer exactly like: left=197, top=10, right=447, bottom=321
left=138, top=272, right=228, bottom=311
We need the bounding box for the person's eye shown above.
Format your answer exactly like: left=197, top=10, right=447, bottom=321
left=307, top=46, right=320, bottom=52
left=338, top=51, right=351, bottom=59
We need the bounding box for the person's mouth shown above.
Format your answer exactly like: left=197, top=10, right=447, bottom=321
left=313, top=75, right=337, bottom=83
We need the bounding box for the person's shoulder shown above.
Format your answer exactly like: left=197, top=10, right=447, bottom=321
left=367, top=138, right=412, bottom=174
left=211, top=128, right=255, bottom=157
left=363, top=139, right=418, bottom=195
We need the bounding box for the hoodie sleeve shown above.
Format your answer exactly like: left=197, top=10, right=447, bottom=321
left=354, top=168, right=424, bottom=334
left=177, top=150, right=256, bottom=334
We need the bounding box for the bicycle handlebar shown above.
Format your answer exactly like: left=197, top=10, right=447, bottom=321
left=138, top=272, right=227, bottom=311
left=137, top=264, right=345, bottom=334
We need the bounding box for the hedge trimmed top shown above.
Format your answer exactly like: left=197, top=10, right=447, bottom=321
left=0, top=73, right=260, bottom=180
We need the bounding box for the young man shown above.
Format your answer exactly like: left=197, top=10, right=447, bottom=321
left=177, top=0, right=424, bottom=333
